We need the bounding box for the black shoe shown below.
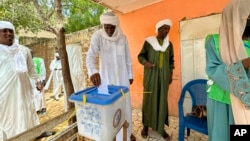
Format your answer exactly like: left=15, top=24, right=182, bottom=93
left=36, top=131, right=56, bottom=139
left=141, top=126, right=148, bottom=139
left=130, top=134, right=136, bottom=141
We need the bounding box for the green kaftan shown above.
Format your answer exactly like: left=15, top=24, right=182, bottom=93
left=138, top=39, right=174, bottom=135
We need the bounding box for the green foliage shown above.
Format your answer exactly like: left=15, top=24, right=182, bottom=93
left=0, top=0, right=45, bottom=33
left=0, top=0, right=106, bottom=34
left=63, top=0, right=106, bottom=33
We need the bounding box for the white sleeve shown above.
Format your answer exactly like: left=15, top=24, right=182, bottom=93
left=86, top=32, right=100, bottom=77
left=23, top=46, right=40, bottom=81
left=124, top=36, right=134, bottom=79
left=49, top=60, right=55, bottom=71
left=40, top=58, right=46, bottom=80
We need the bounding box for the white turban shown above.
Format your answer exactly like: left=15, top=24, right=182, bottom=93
left=100, top=12, right=119, bottom=26
left=155, top=19, right=172, bottom=33
left=55, top=52, right=59, bottom=57
left=0, top=21, right=15, bottom=31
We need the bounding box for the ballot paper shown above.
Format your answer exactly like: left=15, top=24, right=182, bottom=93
left=97, top=80, right=109, bottom=95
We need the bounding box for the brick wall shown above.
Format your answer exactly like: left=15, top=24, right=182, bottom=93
left=21, top=26, right=101, bottom=92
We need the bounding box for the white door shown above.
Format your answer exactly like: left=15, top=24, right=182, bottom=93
left=180, top=14, right=221, bottom=114
left=66, top=44, right=86, bottom=92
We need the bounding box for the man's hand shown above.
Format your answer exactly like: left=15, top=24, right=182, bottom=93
left=90, top=73, right=101, bottom=87
left=36, top=81, right=43, bottom=92
left=129, top=79, right=133, bottom=85
left=144, top=62, right=155, bottom=69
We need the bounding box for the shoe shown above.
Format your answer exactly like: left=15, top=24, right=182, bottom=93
left=130, top=134, right=136, bottom=141
left=162, top=130, right=170, bottom=139
left=36, top=131, right=56, bottom=139
left=141, top=126, right=148, bottom=139
left=36, top=110, right=41, bottom=115
left=40, top=108, right=47, bottom=115
left=54, top=97, right=59, bottom=101
left=54, top=95, right=59, bottom=101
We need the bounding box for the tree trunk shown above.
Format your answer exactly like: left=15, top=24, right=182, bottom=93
left=55, top=0, right=76, bottom=125
left=56, top=27, right=76, bottom=125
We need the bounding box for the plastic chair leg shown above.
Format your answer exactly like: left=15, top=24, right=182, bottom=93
left=178, top=122, right=185, bottom=141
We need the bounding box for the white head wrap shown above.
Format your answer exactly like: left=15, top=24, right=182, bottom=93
left=146, top=18, right=172, bottom=52
left=0, top=21, right=15, bottom=31
left=0, top=21, right=27, bottom=72
left=100, top=12, right=119, bottom=26
left=155, top=19, right=172, bottom=33
left=55, top=52, right=59, bottom=57
left=99, top=11, right=123, bottom=41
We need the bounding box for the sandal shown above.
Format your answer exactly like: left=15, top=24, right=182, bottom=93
left=141, top=126, right=148, bottom=139
left=36, top=131, right=56, bottom=139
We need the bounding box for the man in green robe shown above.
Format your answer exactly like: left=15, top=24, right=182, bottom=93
left=138, top=19, right=174, bottom=139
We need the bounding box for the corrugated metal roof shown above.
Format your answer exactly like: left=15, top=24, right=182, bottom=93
left=91, top=0, right=163, bottom=14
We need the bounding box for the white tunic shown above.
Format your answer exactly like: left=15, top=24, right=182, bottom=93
left=86, top=30, right=133, bottom=87
left=0, top=44, right=40, bottom=140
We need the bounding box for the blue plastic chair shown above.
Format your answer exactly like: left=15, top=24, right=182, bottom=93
left=178, top=79, right=208, bottom=141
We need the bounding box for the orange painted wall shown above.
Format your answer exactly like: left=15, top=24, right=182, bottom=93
left=116, top=0, right=230, bottom=116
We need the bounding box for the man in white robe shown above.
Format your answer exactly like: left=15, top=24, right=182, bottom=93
left=86, top=11, right=135, bottom=141
left=49, top=52, right=64, bottom=101
left=0, top=21, right=40, bottom=140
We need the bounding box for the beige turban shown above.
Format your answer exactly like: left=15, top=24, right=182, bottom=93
left=100, top=11, right=119, bottom=26
left=0, top=21, right=15, bottom=31
left=155, top=19, right=172, bottom=33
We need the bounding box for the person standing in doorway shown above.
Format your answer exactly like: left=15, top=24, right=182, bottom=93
left=86, top=11, right=135, bottom=141
left=138, top=19, right=174, bottom=139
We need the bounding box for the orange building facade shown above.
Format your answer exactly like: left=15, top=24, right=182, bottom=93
left=115, top=0, right=230, bottom=116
